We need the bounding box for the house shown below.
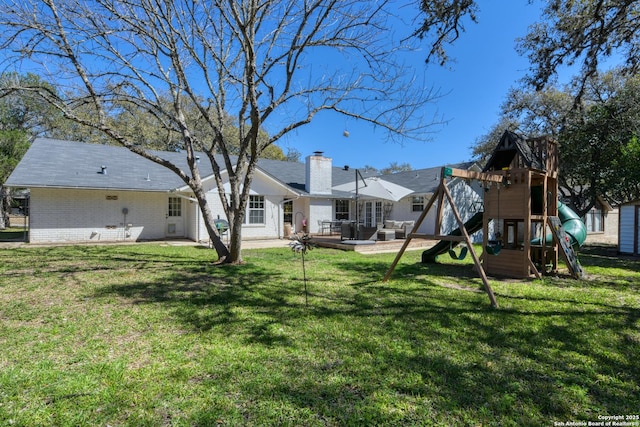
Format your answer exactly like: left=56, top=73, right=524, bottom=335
left=4, top=138, right=483, bottom=244
left=619, top=200, right=640, bottom=255
left=580, top=196, right=618, bottom=245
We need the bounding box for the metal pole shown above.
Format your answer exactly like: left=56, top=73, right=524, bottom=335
left=355, top=169, right=359, bottom=239
left=353, top=169, right=367, bottom=240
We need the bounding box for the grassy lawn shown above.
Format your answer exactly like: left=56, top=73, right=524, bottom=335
left=0, top=243, right=638, bottom=426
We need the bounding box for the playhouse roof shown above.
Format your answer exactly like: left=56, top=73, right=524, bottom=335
left=482, top=130, right=546, bottom=172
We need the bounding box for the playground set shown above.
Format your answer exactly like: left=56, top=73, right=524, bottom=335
left=384, top=131, right=588, bottom=308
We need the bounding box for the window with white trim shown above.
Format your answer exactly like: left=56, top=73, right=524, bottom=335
left=335, top=200, right=350, bottom=220
left=246, top=195, right=265, bottom=224
left=168, top=197, right=182, bottom=217
left=411, top=196, right=424, bottom=212
left=584, top=207, right=604, bottom=233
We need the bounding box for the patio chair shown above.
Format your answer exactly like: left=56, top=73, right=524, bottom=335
left=318, top=220, right=331, bottom=235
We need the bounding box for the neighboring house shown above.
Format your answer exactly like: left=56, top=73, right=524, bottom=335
left=581, top=197, right=618, bottom=245
left=619, top=200, right=640, bottom=255
left=4, top=138, right=483, bottom=244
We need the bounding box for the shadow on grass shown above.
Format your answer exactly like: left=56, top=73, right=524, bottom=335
left=6, top=244, right=637, bottom=424
left=579, top=244, right=640, bottom=269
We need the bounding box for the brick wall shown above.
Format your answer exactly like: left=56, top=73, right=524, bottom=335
left=29, top=188, right=168, bottom=243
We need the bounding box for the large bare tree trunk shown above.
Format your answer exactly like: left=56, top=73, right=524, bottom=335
left=191, top=172, right=232, bottom=263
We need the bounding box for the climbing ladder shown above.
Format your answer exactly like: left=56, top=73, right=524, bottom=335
left=547, top=216, right=585, bottom=279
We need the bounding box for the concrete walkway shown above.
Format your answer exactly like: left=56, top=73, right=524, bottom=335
left=0, top=238, right=292, bottom=250
left=0, top=236, right=433, bottom=253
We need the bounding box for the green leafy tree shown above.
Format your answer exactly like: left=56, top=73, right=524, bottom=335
left=560, top=73, right=640, bottom=213
left=0, top=72, right=61, bottom=229
left=0, top=131, right=29, bottom=229
left=415, top=0, right=639, bottom=101
left=471, top=87, right=575, bottom=163
left=414, top=0, right=479, bottom=65
left=474, top=71, right=640, bottom=216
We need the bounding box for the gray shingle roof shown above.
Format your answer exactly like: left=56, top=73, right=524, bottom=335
left=5, top=138, right=472, bottom=197
left=5, top=138, right=203, bottom=191
left=380, top=162, right=475, bottom=194
left=256, top=157, right=377, bottom=198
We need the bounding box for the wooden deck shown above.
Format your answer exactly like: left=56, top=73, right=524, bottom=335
left=312, top=234, right=437, bottom=254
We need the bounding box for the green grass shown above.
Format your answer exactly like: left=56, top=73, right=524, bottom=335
left=0, top=243, right=638, bottom=426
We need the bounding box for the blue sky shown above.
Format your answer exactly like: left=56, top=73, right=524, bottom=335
left=276, top=1, right=547, bottom=171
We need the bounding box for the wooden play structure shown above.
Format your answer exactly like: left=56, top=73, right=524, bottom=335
left=384, top=131, right=586, bottom=308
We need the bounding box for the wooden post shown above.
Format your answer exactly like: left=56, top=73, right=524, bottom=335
left=384, top=167, right=500, bottom=308
left=442, top=184, right=499, bottom=308
left=383, top=183, right=443, bottom=282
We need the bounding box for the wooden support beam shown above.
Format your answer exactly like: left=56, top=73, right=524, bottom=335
left=442, top=183, right=499, bottom=308
left=528, top=258, right=542, bottom=279
left=409, top=234, right=466, bottom=242
left=444, top=167, right=504, bottom=184
left=384, top=184, right=443, bottom=282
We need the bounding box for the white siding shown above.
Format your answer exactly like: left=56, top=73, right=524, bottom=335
left=308, top=199, right=333, bottom=234
left=619, top=204, right=638, bottom=254
left=441, top=179, right=484, bottom=242
left=200, top=173, right=289, bottom=241
left=29, top=188, right=167, bottom=243
left=391, top=195, right=436, bottom=235
left=183, top=196, right=199, bottom=241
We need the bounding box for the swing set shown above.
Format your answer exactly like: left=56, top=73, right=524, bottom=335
left=385, top=133, right=582, bottom=305
left=383, top=167, right=504, bottom=308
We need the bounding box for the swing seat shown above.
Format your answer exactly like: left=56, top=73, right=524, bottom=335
left=485, top=240, right=502, bottom=255
left=448, top=245, right=468, bottom=260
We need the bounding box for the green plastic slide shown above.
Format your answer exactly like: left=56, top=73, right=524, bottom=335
left=422, top=202, right=587, bottom=264
left=421, top=212, right=484, bottom=263
left=534, top=201, right=587, bottom=249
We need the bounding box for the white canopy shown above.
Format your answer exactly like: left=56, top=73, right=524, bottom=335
left=332, top=177, right=413, bottom=202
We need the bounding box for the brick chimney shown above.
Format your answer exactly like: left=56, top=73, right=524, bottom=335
left=305, top=151, right=332, bottom=194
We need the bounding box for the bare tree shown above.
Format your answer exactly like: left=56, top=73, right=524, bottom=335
left=0, top=0, right=444, bottom=263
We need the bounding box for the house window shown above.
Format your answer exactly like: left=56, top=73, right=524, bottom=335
left=412, top=196, right=424, bottom=212
left=335, top=200, right=350, bottom=220
left=375, top=201, right=383, bottom=224
left=364, top=201, right=373, bottom=226
left=168, top=197, right=182, bottom=217
left=247, top=195, right=265, bottom=224
left=583, top=207, right=604, bottom=233
left=283, top=200, right=293, bottom=224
